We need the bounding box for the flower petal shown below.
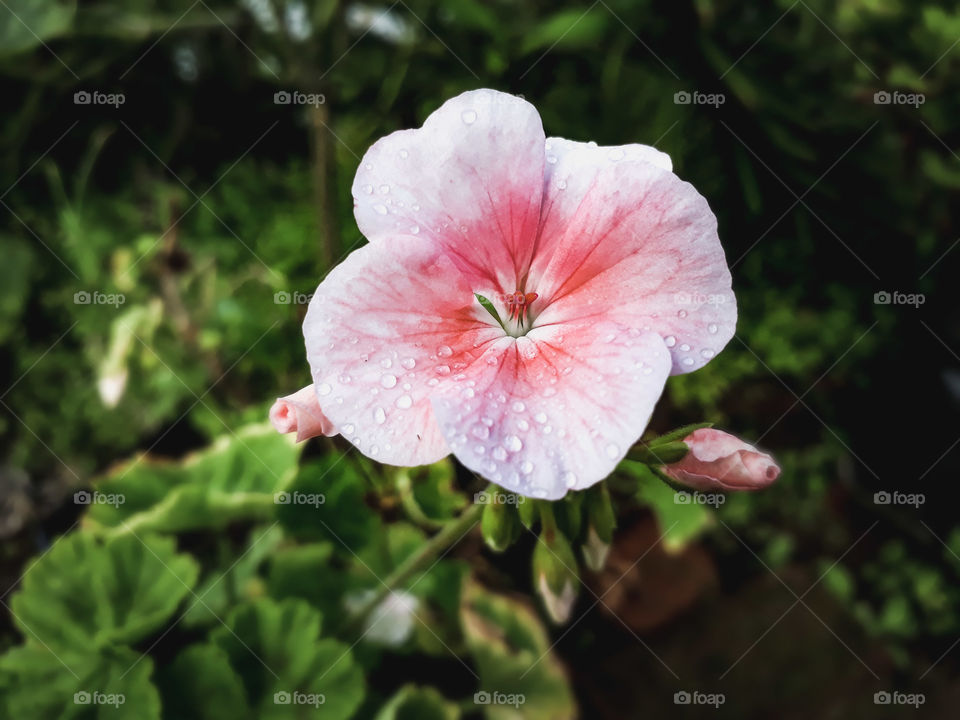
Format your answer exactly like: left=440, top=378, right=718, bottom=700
left=431, top=320, right=672, bottom=499
left=530, top=151, right=736, bottom=375
left=352, top=89, right=545, bottom=291
left=663, top=428, right=780, bottom=491
left=302, top=236, right=503, bottom=466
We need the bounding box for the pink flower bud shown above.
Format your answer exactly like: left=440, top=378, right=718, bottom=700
left=663, top=428, right=779, bottom=491
left=269, top=385, right=337, bottom=442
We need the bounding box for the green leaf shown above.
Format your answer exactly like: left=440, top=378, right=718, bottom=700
left=520, top=8, right=608, bottom=55
left=211, top=598, right=365, bottom=720
left=10, top=533, right=198, bottom=650
left=397, top=459, right=467, bottom=528
left=374, top=685, right=460, bottom=720
left=158, top=645, right=251, bottom=720
left=86, top=424, right=301, bottom=533
left=460, top=580, right=575, bottom=720
left=278, top=454, right=378, bottom=550
left=0, top=645, right=159, bottom=720
left=622, top=461, right=712, bottom=552
left=267, top=543, right=348, bottom=630
left=644, top=422, right=713, bottom=446
left=0, top=0, right=75, bottom=56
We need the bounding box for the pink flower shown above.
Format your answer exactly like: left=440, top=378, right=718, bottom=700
left=662, top=428, right=780, bottom=491
left=269, top=385, right=337, bottom=442
left=297, top=89, right=736, bottom=499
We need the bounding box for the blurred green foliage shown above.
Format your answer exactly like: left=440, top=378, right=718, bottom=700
left=2, top=0, right=959, bottom=716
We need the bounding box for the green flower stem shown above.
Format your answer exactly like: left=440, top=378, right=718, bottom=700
left=344, top=502, right=483, bottom=637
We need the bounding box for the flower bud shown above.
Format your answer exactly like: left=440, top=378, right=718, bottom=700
left=532, top=529, right=579, bottom=624
left=581, top=484, right=616, bottom=571
left=662, top=428, right=780, bottom=491
left=480, top=494, right=520, bottom=552
left=269, top=385, right=337, bottom=441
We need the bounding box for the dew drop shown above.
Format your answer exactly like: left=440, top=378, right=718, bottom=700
left=518, top=419, right=530, bottom=431
left=678, top=309, right=688, bottom=318
left=380, top=358, right=393, bottom=369
left=520, top=461, right=534, bottom=475
left=395, top=394, right=413, bottom=409
left=605, top=443, right=620, bottom=459
left=343, top=423, right=355, bottom=435
left=493, top=447, right=507, bottom=461
left=379, top=184, right=390, bottom=194
left=380, top=374, right=397, bottom=388
left=471, top=424, right=490, bottom=440
left=664, top=335, right=677, bottom=347
left=562, top=471, right=578, bottom=488
left=546, top=154, right=557, bottom=164
left=373, top=204, right=388, bottom=215
left=435, top=365, right=451, bottom=375
left=680, top=343, right=690, bottom=352
left=410, top=225, right=420, bottom=234
left=701, top=348, right=715, bottom=358
left=363, top=184, right=373, bottom=194
left=511, top=400, right=525, bottom=413
left=401, top=357, right=416, bottom=370
left=374, top=407, right=386, bottom=424
left=708, top=323, right=719, bottom=334
left=682, top=357, right=695, bottom=366
left=558, top=179, right=567, bottom=190
left=504, top=435, right=523, bottom=452
left=399, top=149, right=409, bottom=158
left=461, top=109, right=477, bottom=124
left=534, top=412, right=547, bottom=424
left=317, top=383, right=331, bottom=396
left=437, top=345, right=453, bottom=357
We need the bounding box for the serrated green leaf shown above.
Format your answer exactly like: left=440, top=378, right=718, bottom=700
left=211, top=598, right=365, bottom=720
left=158, top=644, right=251, bottom=720
left=10, top=533, right=198, bottom=650
left=374, top=684, right=460, bottom=720
left=460, top=580, right=575, bottom=720
left=0, top=645, right=159, bottom=720
left=86, top=424, right=301, bottom=533
left=278, top=454, right=378, bottom=550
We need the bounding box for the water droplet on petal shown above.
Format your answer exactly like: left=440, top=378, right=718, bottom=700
left=606, top=443, right=620, bottom=459
left=511, top=400, right=525, bottom=413
left=363, top=184, right=373, bottom=194
left=380, top=358, right=392, bottom=369
left=437, top=345, right=453, bottom=357
left=317, top=383, right=331, bottom=396
left=492, top=447, right=507, bottom=461
left=664, top=335, right=677, bottom=347
left=562, top=471, right=577, bottom=488
left=435, top=365, right=450, bottom=375
left=399, top=149, right=409, bottom=158
left=520, top=461, right=534, bottom=475
left=504, top=435, right=523, bottom=452
left=682, top=357, right=695, bottom=366
left=708, top=323, right=719, bottom=334
left=374, top=407, right=386, bottom=424
left=701, top=348, right=715, bottom=358
left=373, top=204, right=387, bottom=215
left=379, top=184, right=390, bottom=194
left=381, top=374, right=397, bottom=388
left=401, top=357, right=416, bottom=369
left=343, top=423, right=355, bottom=435
left=534, top=412, right=547, bottom=424
left=558, top=179, right=567, bottom=189
left=471, top=423, right=490, bottom=440
left=461, top=109, right=477, bottom=124
left=395, top=394, right=413, bottom=409
left=410, top=225, right=420, bottom=234
left=678, top=309, right=688, bottom=318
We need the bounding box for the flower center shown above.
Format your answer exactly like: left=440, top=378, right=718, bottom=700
left=504, top=290, right=538, bottom=337
left=475, top=290, right=540, bottom=337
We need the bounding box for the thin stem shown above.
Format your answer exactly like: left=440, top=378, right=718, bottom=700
left=343, top=502, right=483, bottom=637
